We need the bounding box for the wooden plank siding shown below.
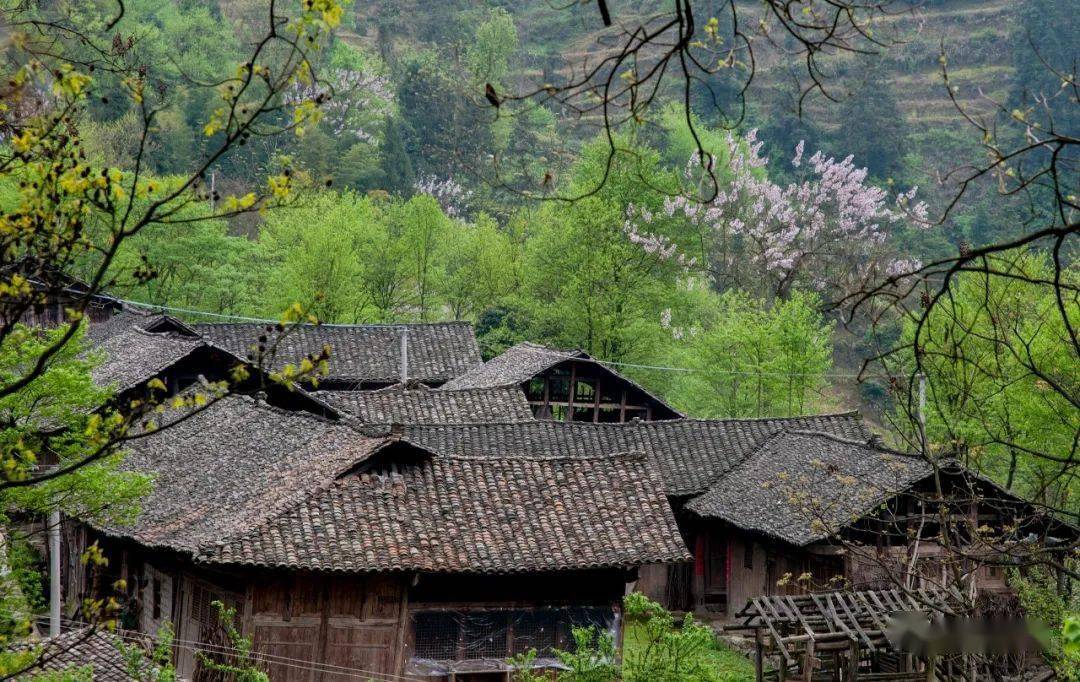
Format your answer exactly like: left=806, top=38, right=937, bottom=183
left=244, top=574, right=408, bottom=681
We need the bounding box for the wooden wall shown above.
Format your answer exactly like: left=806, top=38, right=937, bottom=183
left=242, top=573, right=409, bottom=681
left=648, top=521, right=846, bottom=619
left=63, top=529, right=634, bottom=679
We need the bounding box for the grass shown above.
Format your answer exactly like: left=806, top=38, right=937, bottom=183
left=623, top=622, right=756, bottom=682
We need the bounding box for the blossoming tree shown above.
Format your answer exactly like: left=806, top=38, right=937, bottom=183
left=624, top=130, right=927, bottom=299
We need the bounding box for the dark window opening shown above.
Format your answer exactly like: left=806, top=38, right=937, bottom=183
left=574, top=378, right=595, bottom=402
left=548, top=375, right=570, bottom=402
left=744, top=542, right=753, bottom=570
left=598, top=382, right=621, bottom=404
left=152, top=578, right=162, bottom=619
left=597, top=407, right=622, bottom=423
left=526, top=378, right=545, bottom=401
left=571, top=406, right=594, bottom=423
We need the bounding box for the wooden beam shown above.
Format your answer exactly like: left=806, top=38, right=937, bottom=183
left=754, top=598, right=795, bottom=667
left=756, top=628, right=765, bottom=682
left=803, top=638, right=816, bottom=682
left=567, top=363, right=576, bottom=422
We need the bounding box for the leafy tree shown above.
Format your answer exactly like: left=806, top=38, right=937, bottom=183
left=259, top=191, right=378, bottom=322
left=901, top=253, right=1079, bottom=512
left=378, top=116, right=416, bottom=195
left=1012, top=565, right=1080, bottom=681
left=661, top=290, right=834, bottom=418
left=0, top=325, right=150, bottom=524
left=441, top=213, right=520, bottom=320
left=111, top=213, right=266, bottom=316
left=395, top=195, right=451, bottom=320
left=258, top=192, right=465, bottom=322
left=829, top=56, right=909, bottom=184
left=465, top=8, right=519, bottom=88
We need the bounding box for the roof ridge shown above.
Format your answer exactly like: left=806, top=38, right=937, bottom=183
left=425, top=450, right=649, bottom=463
left=213, top=391, right=344, bottom=427
left=780, top=429, right=914, bottom=457
left=128, top=325, right=202, bottom=342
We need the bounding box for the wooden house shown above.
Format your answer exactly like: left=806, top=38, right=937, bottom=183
left=63, top=395, right=690, bottom=680
left=392, top=419, right=1073, bottom=619
left=441, top=342, right=680, bottom=422
left=1, top=261, right=122, bottom=327
left=678, top=430, right=1076, bottom=616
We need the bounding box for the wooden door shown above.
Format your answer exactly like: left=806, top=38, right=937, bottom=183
left=323, top=576, right=403, bottom=675
left=249, top=577, right=323, bottom=682
left=247, top=575, right=406, bottom=681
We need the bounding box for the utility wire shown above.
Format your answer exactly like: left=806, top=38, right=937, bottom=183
left=596, top=358, right=869, bottom=378
left=119, top=298, right=420, bottom=329
left=115, top=296, right=883, bottom=380
left=15, top=612, right=420, bottom=682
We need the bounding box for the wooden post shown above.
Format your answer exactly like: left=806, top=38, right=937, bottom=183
left=803, top=638, right=815, bottom=682
left=394, top=579, right=410, bottom=678
left=847, top=640, right=859, bottom=681
left=313, top=582, right=330, bottom=682
left=755, top=629, right=765, bottom=682
left=924, top=656, right=936, bottom=682
left=567, top=363, right=576, bottom=422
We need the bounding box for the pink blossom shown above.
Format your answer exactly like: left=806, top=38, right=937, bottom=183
left=414, top=175, right=472, bottom=217
left=622, top=131, right=926, bottom=297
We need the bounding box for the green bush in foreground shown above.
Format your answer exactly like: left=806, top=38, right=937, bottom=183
left=511, top=593, right=754, bottom=681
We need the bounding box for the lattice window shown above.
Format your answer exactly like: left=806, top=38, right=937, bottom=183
left=462, top=612, right=508, bottom=659
left=412, top=608, right=615, bottom=662
left=413, top=612, right=459, bottom=660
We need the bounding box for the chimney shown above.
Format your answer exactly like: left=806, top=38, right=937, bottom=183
left=390, top=422, right=404, bottom=439
left=399, top=327, right=408, bottom=384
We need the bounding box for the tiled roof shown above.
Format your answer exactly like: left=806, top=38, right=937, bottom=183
left=108, top=395, right=688, bottom=574
left=441, top=342, right=580, bottom=390
left=87, top=312, right=205, bottom=393
left=315, top=383, right=534, bottom=424
left=105, top=395, right=383, bottom=554
left=12, top=628, right=138, bottom=680
left=393, top=413, right=870, bottom=497
left=685, top=431, right=933, bottom=546
left=194, top=322, right=482, bottom=386
left=203, top=452, right=690, bottom=573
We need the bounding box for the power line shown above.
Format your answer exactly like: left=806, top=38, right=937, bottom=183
left=11, top=611, right=421, bottom=682
left=116, top=296, right=882, bottom=380
left=596, top=358, right=869, bottom=379
left=119, top=298, right=415, bottom=330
